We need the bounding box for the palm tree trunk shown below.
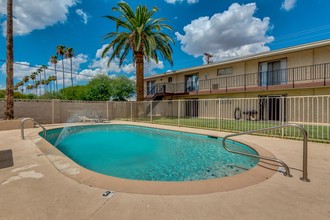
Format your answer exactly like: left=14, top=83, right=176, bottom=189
left=4, top=0, right=14, bottom=119
left=70, top=57, right=73, bottom=87
left=43, top=70, right=46, bottom=93
left=135, top=52, right=144, bottom=101
left=62, top=58, right=65, bottom=91
left=55, top=64, right=58, bottom=92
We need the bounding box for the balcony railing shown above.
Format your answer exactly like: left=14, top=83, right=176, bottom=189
left=145, top=63, right=330, bottom=97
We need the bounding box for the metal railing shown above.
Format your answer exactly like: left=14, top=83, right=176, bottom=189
left=222, top=124, right=310, bottom=182
left=145, top=63, right=330, bottom=96
left=112, top=96, right=330, bottom=143
left=21, top=118, right=47, bottom=140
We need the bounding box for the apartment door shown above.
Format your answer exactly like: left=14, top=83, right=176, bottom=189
left=185, top=99, right=199, bottom=117
left=259, top=59, right=287, bottom=86
left=259, top=95, right=286, bottom=121
left=147, top=80, right=156, bottom=95
left=185, top=74, right=199, bottom=92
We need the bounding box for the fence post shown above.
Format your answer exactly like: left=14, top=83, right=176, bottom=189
left=218, top=98, right=221, bottom=131
left=106, top=101, right=109, bottom=121
left=281, top=97, right=285, bottom=138
left=130, top=102, right=133, bottom=121
left=150, top=101, right=153, bottom=123
left=178, top=100, right=181, bottom=126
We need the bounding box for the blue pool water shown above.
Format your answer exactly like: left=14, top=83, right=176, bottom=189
left=46, top=125, right=259, bottom=181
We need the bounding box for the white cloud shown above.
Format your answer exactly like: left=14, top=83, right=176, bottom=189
left=175, top=3, right=274, bottom=63
left=48, top=53, right=88, bottom=85
left=164, top=0, right=199, bottom=4
left=281, top=0, right=297, bottom=11
left=1, top=61, right=38, bottom=80
left=0, top=0, right=79, bottom=36
left=77, top=44, right=165, bottom=82
left=0, top=53, right=88, bottom=90
left=76, top=9, right=90, bottom=24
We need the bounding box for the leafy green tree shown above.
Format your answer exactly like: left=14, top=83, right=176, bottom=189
left=85, top=74, right=112, bottom=101
left=110, top=76, right=135, bottom=101
left=62, top=85, right=88, bottom=100
left=102, top=2, right=174, bottom=101
left=0, top=89, right=5, bottom=98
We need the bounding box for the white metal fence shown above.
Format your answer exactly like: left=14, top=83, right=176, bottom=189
left=111, top=95, right=330, bottom=143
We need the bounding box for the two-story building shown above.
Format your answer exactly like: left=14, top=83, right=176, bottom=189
left=144, top=39, right=330, bottom=121
left=145, top=39, right=330, bottom=100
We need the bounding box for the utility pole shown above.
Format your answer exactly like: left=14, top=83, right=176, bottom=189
left=204, top=53, right=213, bottom=64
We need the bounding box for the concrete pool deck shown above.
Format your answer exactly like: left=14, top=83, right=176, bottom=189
left=0, top=121, right=330, bottom=219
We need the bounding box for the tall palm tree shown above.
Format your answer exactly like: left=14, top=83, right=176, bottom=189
left=36, top=67, right=43, bottom=95
left=16, top=81, right=24, bottom=93
left=30, top=72, right=37, bottom=94
left=35, top=80, right=41, bottom=95
left=23, top=76, right=29, bottom=94
left=65, top=47, right=74, bottom=87
left=50, top=55, right=58, bottom=92
left=26, top=85, right=33, bottom=94
left=4, top=0, right=14, bottom=119
left=41, top=65, right=48, bottom=92
left=56, top=45, right=66, bottom=91
left=102, top=2, right=174, bottom=101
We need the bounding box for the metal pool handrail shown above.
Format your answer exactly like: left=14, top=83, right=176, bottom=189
left=21, top=118, right=47, bottom=140
left=221, top=123, right=310, bottom=182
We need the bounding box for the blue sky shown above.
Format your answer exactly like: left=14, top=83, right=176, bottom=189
left=1, top=0, right=330, bottom=90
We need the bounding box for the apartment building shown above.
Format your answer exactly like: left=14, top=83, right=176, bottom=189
left=144, top=39, right=330, bottom=121
left=144, top=39, right=330, bottom=101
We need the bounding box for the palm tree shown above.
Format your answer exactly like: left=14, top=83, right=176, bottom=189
left=26, top=85, right=33, bottom=94
left=16, top=81, right=24, bottom=93
left=35, top=80, right=41, bottom=95
left=102, top=2, right=174, bottom=101
left=41, top=65, right=48, bottom=92
left=65, top=47, right=74, bottom=87
left=4, top=0, right=14, bottom=119
left=36, top=67, right=43, bottom=95
left=23, top=76, right=29, bottom=94
left=30, top=72, right=37, bottom=94
left=50, top=55, right=58, bottom=92
left=45, top=78, right=51, bottom=92
left=56, top=45, right=66, bottom=90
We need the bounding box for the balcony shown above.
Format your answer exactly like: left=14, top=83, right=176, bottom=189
left=144, top=63, right=330, bottom=99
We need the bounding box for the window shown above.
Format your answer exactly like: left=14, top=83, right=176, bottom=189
left=168, top=77, right=172, bottom=82
left=259, top=59, right=287, bottom=86
left=185, top=74, right=199, bottom=92
left=217, top=67, right=233, bottom=76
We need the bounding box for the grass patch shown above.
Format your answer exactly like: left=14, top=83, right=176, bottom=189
left=118, top=117, right=330, bottom=143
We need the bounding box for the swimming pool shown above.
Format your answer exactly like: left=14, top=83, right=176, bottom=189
left=46, top=124, right=259, bottom=181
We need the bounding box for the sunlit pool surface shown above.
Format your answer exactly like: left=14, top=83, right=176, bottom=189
left=46, top=125, right=259, bottom=181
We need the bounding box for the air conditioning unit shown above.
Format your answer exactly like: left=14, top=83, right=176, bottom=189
left=212, top=84, right=219, bottom=90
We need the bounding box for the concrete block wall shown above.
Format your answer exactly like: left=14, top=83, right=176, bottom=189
left=0, top=99, right=110, bottom=124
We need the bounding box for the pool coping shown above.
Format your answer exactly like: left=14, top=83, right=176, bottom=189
left=29, top=122, right=278, bottom=195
